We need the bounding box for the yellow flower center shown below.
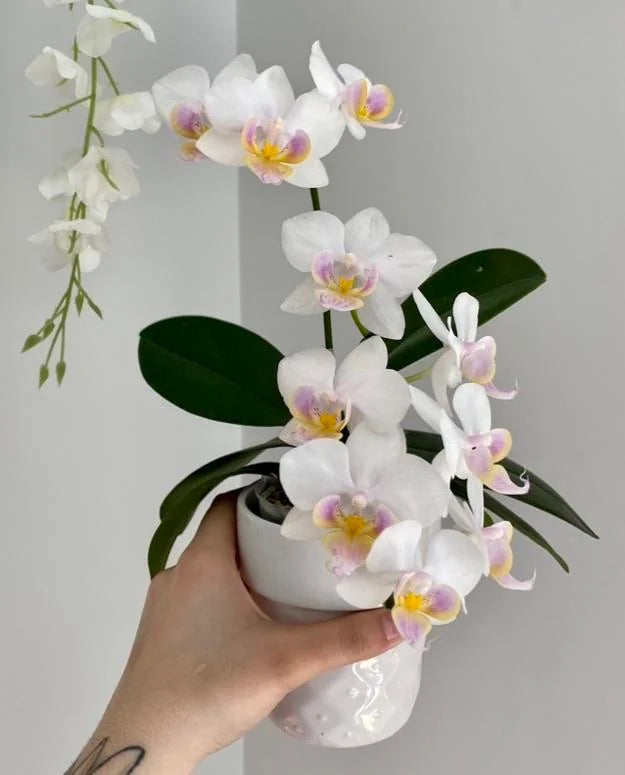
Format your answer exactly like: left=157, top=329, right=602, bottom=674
left=400, top=592, right=427, bottom=612
left=341, top=514, right=371, bottom=538
left=318, top=411, right=342, bottom=431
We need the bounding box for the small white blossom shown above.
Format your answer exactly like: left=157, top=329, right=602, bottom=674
left=76, top=5, right=155, bottom=57
left=25, top=47, right=89, bottom=99
left=94, top=92, right=161, bottom=137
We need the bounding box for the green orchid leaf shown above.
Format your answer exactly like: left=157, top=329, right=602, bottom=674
left=387, top=249, right=547, bottom=371
left=149, top=438, right=284, bottom=576
left=404, top=430, right=596, bottom=538
left=139, top=316, right=289, bottom=427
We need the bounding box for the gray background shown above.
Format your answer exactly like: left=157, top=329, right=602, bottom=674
left=2, top=1, right=623, bottom=774
left=239, top=1, right=624, bottom=773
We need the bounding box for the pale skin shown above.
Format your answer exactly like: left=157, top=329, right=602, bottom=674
left=66, top=491, right=403, bottom=774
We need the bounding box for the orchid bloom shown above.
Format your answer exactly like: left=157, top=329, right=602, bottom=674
left=195, top=64, right=344, bottom=186
left=25, top=47, right=89, bottom=99
left=152, top=56, right=257, bottom=161
left=278, top=336, right=410, bottom=445
left=337, top=521, right=484, bottom=648
left=67, top=147, right=140, bottom=220
left=29, top=218, right=108, bottom=272
left=310, top=41, right=402, bottom=140
left=280, top=425, right=449, bottom=577
left=447, top=479, right=536, bottom=592
left=76, top=5, right=155, bottom=58
left=413, top=290, right=518, bottom=409
left=410, top=383, right=529, bottom=497
left=94, top=92, right=161, bottom=137
left=281, top=208, right=436, bottom=338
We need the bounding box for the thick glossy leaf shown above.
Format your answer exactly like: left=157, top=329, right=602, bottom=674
left=149, top=438, right=284, bottom=576
left=404, top=430, right=595, bottom=538
left=139, top=316, right=290, bottom=426
left=387, top=249, right=547, bottom=370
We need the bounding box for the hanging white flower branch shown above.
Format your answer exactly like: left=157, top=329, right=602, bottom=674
left=22, top=0, right=159, bottom=387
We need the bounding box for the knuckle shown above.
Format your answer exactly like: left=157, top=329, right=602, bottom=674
left=339, top=620, right=377, bottom=660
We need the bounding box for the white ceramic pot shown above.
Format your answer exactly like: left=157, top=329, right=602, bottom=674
left=236, top=486, right=422, bottom=748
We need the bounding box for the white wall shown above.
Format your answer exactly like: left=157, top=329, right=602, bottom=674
left=1, top=3, right=242, bottom=773
left=238, top=1, right=624, bottom=773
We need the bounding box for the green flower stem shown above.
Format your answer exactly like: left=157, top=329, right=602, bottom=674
left=350, top=310, right=369, bottom=338
left=308, top=187, right=333, bottom=351
left=30, top=95, right=90, bottom=119
left=98, top=57, right=121, bottom=96
left=405, top=366, right=432, bottom=384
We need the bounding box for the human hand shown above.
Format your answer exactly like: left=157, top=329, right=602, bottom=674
left=67, top=490, right=402, bottom=774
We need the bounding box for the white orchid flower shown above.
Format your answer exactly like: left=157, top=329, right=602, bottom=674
left=76, top=5, right=155, bottom=58
left=196, top=64, right=344, bottom=187
left=413, top=289, right=518, bottom=409
left=38, top=150, right=82, bottom=201
left=152, top=55, right=257, bottom=161
left=410, top=383, right=529, bottom=499
left=29, top=218, right=108, bottom=272
left=338, top=520, right=484, bottom=648
left=278, top=336, right=410, bottom=445
left=25, top=47, right=89, bottom=99
left=309, top=41, right=403, bottom=140
left=280, top=424, right=449, bottom=578
left=281, top=208, right=436, bottom=339
left=67, top=147, right=140, bottom=220
left=445, top=472, right=536, bottom=592
left=94, top=92, right=161, bottom=137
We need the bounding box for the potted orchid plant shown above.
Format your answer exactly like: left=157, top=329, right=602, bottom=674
left=22, top=5, right=597, bottom=747
left=136, top=41, right=597, bottom=747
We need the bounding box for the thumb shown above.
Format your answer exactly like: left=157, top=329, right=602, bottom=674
left=277, top=608, right=404, bottom=689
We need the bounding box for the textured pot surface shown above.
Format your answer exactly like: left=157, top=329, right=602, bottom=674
left=236, top=487, right=423, bottom=747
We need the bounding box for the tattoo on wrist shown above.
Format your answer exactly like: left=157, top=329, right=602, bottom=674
left=64, top=738, right=145, bottom=774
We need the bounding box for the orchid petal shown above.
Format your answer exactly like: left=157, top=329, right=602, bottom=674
left=440, top=410, right=465, bottom=477
left=453, top=383, right=492, bottom=436
left=391, top=606, right=431, bottom=649
left=281, top=211, right=344, bottom=271
left=347, top=424, right=405, bottom=491
left=424, top=530, right=484, bottom=598
left=467, top=475, right=485, bottom=528
left=358, top=284, right=405, bottom=339
left=279, top=438, right=353, bottom=511
left=336, top=568, right=397, bottom=609
left=309, top=41, right=344, bottom=101
left=280, top=508, right=325, bottom=541
left=366, top=521, right=423, bottom=575
left=152, top=66, right=210, bottom=124
left=408, top=386, right=443, bottom=433
left=412, top=289, right=450, bottom=344
left=349, top=369, right=410, bottom=432
left=284, top=90, right=345, bottom=158
left=369, top=235, right=436, bottom=296
left=495, top=571, right=536, bottom=591
left=254, top=65, right=295, bottom=119
left=337, top=63, right=367, bottom=85
left=195, top=130, right=245, bottom=165
left=431, top=349, right=460, bottom=411
left=204, top=76, right=259, bottom=133
left=78, top=6, right=155, bottom=57
left=281, top=277, right=324, bottom=315
left=335, top=336, right=386, bottom=392
left=452, top=293, right=479, bottom=342
left=485, top=381, right=519, bottom=401
left=484, top=465, right=530, bottom=495
left=212, top=53, right=257, bottom=88
left=345, top=112, right=367, bottom=140
left=284, top=157, right=329, bottom=188
left=344, top=207, right=390, bottom=257
left=323, top=530, right=374, bottom=577
left=277, top=348, right=336, bottom=403
left=373, top=454, right=449, bottom=526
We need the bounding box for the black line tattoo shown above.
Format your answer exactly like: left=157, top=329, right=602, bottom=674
left=64, top=737, right=145, bottom=774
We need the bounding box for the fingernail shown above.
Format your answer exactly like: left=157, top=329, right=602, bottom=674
left=381, top=610, right=402, bottom=643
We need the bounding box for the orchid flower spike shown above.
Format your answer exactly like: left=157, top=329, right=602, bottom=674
left=338, top=520, right=484, bottom=649
left=152, top=55, right=257, bottom=161
left=310, top=41, right=403, bottom=140
left=280, top=425, right=449, bottom=578
left=195, top=62, right=344, bottom=186
left=281, top=208, right=436, bottom=339
left=413, top=290, right=518, bottom=409
left=278, top=337, right=410, bottom=445
left=446, top=479, right=536, bottom=592
left=410, top=383, right=530, bottom=498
